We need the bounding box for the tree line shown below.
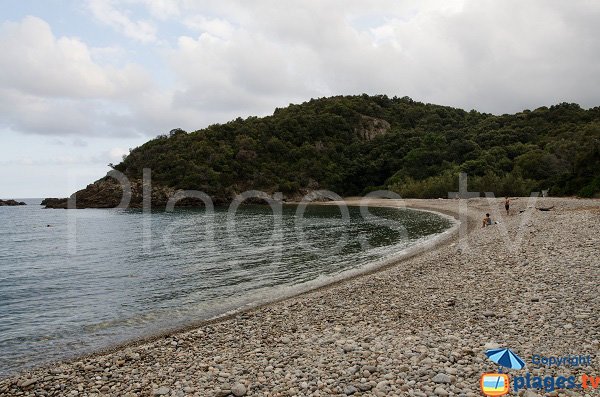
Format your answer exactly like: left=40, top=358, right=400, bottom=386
left=111, top=95, right=600, bottom=200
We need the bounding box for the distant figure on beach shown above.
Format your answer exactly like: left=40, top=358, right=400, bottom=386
left=482, top=213, right=493, bottom=228
left=505, top=197, right=510, bottom=215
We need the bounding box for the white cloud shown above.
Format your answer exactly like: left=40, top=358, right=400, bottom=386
left=72, top=138, right=89, bottom=147
left=0, top=16, right=154, bottom=136
left=139, top=0, right=181, bottom=20
left=1, top=16, right=112, bottom=98
left=3, top=0, right=600, bottom=142
left=158, top=0, right=600, bottom=116
left=183, top=15, right=235, bottom=39
left=90, top=45, right=127, bottom=64
left=0, top=148, right=131, bottom=166
left=0, top=16, right=150, bottom=99
left=88, top=0, right=157, bottom=43
left=108, top=147, right=129, bottom=161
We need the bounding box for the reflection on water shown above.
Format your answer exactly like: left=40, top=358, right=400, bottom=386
left=0, top=200, right=451, bottom=376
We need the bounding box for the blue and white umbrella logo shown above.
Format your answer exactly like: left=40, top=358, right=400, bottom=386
left=485, top=348, right=526, bottom=370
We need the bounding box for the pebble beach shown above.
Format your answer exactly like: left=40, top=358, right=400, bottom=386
left=1, top=197, right=599, bottom=397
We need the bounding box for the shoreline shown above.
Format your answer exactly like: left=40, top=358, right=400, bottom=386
left=2, top=197, right=598, bottom=396
left=0, top=200, right=462, bottom=380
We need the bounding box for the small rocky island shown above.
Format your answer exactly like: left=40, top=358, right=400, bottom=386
left=0, top=199, right=26, bottom=206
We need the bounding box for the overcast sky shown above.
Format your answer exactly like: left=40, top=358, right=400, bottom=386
left=1, top=0, right=600, bottom=197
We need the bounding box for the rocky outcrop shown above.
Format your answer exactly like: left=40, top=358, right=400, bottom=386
left=42, top=172, right=332, bottom=209
left=41, top=177, right=330, bottom=208
left=42, top=177, right=180, bottom=209
left=0, top=199, right=26, bottom=206
left=354, top=115, right=391, bottom=141
left=40, top=198, right=69, bottom=209
left=41, top=176, right=239, bottom=209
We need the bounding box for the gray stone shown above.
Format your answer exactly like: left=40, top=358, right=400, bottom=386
left=153, top=386, right=170, bottom=396
left=525, top=391, right=541, bottom=397
left=231, top=382, right=247, bottom=396
left=357, top=382, right=373, bottom=391
left=376, top=380, right=388, bottom=389
left=432, top=373, right=452, bottom=384
left=484, top=342, right=502, bottom=350
left=20, top=378, right=38, bottom=388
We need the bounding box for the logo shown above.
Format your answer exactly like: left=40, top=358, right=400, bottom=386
left=480, top=347, right=524, bottom=396
left=485, top=347, right=526, bottom=370
left=480, top=348, right=599, bottom=393
left=481, top=373, right=510, bottom=396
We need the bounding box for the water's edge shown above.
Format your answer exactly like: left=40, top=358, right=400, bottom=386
left=208, top=204, right=460, bottom=322
left=2, top=202, right=460, bottom=378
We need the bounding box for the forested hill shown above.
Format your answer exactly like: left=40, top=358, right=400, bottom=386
left=74, top=95, right=600, bottom=207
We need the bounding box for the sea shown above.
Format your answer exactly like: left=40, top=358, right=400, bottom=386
left=0, top=198, right=452, bottom=377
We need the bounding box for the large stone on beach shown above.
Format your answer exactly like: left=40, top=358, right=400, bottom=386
left=432, top=373, right=452, bottom=384
left=231, top=383, right=247, bottom=396
left=153, top=386, right=170, bottom=395
left=434, top=386, right=449, bottom=396
left=357, top=382, right=374, bottom=391
left=484, top=342, right=502, bottom=350
left=19, top=378, right=38, bottom=388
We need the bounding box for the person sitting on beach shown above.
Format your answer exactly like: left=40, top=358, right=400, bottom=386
left=482, top=213, right=493, bottom=228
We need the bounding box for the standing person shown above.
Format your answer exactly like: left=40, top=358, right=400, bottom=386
left=505, top=197, right=510, bottom=215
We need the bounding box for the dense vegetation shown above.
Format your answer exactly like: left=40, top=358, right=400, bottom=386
left=111, top=95, right=600, bottom=200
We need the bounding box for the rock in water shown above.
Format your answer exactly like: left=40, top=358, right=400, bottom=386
left=0, top=199, right=26, bottom=206
left=40, top=198, right=68, bottom=208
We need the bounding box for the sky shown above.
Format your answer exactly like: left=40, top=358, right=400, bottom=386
left=1, top=0, right=600, bottom=197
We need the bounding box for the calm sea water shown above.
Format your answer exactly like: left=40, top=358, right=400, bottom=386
left=0, top=199, right=452, bottom=376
